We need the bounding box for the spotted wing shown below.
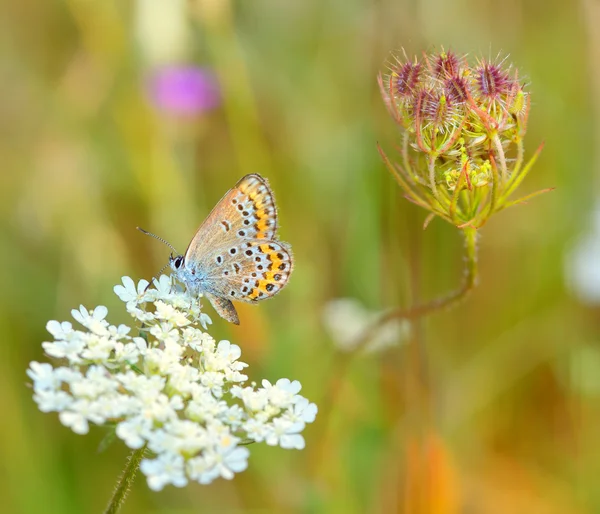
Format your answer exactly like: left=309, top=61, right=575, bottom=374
left=184, top=174, right=278, bottom=265
left=202, top=240, right=294, bottom=303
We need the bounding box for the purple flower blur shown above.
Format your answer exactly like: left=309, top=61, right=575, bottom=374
left=148, top=66, right=221, bottom=116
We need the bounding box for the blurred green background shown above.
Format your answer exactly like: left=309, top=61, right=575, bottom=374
left=1, top=0, right=599, bottom=512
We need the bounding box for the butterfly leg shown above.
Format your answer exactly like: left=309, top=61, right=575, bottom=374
left=205, top=292, right=240, bottom=325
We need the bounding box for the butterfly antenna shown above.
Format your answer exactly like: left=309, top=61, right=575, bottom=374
left=137, top=227, right=179, bottom=254
left=143, top=261, right=172, bottom=292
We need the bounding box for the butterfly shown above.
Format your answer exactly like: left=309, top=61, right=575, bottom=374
left=139, top=174, right=293, bottom=324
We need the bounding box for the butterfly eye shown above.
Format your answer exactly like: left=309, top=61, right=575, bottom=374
left=174, top=257, right=183, bottom=269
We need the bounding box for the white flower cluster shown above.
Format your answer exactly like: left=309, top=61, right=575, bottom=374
left=28, top=276, right=317, bottom=491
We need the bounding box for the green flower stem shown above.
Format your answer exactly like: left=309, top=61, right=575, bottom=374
left=353, top=226, right=478, bottom=349
left=103, top=445, right=147, bottom=514
left=492, top=133, right=508, bottom=183
left=311, top=226, right=479, bottom=473
left=428, top=155, right=440, bottom=201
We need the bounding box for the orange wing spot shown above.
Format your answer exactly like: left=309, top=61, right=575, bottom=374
left=256, top=208, right=272, bottom=219
left=248, top=281, right=270, bottom=300
left=258, top=279, right=278, bottom=294
left=253, top=196, right=267, bottom=209
left=267, top=253, right=282, bottom=271
left=239, top=185, right=251, bottom=195
left=255, top=219, right=271, bottom=237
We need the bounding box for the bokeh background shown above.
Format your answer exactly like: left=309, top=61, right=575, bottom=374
left=2, top=0, right=600, bottom=512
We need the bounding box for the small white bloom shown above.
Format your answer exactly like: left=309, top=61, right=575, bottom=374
left=154, top=301, right=191, bottom=327
left=42, top=337, right=86, bottom=364
left=167, top=364, right=200, bottom=396
left=46, top=320, right=74, bottom=340
left=118, top=372, right=165, bottom=396
left=80, top=334, right=115, bottom=362
left=200, top=371, right=225, bottom=397
left=147, top=275, right=174, bottom=302
left=114, top=339, right=146, bottom=363
left=27, top=362, right=61, bottom=391
left=264, top=418, right=306, bottom=449
left=71, top=305, right=109, bottom=333
left=186, top=390, right=228, bottom=423
left=149, top=322, right=179, bottom=345
left=116, top=416, right=152, bottom=449
left=114, top=276, right=150, bottom=304
left=140, top=454, right=188, bottom=491
left=199, top=313, right=212, bottom=330
left=59, top=410, right=90, bottom=435
left=204, top=445, right=250, bottom=481
left=34, top=389, right=73, bottom=412
left=182, top=328, right=215, bottom=353
left=261, top=378, right=301, bottom=408
left=107, top=324, right=131, bottom=339
left=186, top=455, right=213, bottom=483
left=219, top=404, right=245, bottom=429
left=231, top=386, right=269, bottom=412
left=288, top=397, right=318, bottom=424
left=126, top=303, right=155, bottom=323
left=242, top=418, right=269, bottom=442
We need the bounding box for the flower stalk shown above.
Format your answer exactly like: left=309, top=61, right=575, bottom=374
left=104, top=445, right=147, bottom=514
left=314, top=226, right=478, bottom=465
left=351, top=225, right=478, bottom=351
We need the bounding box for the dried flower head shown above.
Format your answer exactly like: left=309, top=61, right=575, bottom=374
left=379, top=49, right=549, bottom=228
left=28, top=276, right=317, bottom=491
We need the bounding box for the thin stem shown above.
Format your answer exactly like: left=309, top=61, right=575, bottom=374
left=428, top=154, right=440, bottom=202
left=352, top=226, right=477, bottom=352
left=104, top=445, right=147, bottom=514
left=311, top=227, right=479, bottom=473
left=478, top=153, right=500, bottom=229
left=492, top=133, right=508, bottom=183
left=512, top=138, right=524, bottom=178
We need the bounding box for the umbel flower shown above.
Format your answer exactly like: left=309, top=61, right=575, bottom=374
left=378, top=49, right=549, bottom=228
left=28, top=276, right=317, bottom=491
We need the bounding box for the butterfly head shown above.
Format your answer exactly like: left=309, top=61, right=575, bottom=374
left=169, top=254, right=185, bottom=272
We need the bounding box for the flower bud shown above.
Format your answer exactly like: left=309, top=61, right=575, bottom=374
left=378, top=49, right=547, bottom=228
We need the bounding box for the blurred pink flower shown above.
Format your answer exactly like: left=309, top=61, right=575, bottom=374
left=148, top=66, right=220, bottom=116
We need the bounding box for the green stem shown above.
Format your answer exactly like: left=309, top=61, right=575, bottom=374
left=428, top=154, right=440, bottom=202
left=492, top=133, right=508, bottom=183
left=353, top=226, right=478, bottom=349
left=103, top=445, right=147, bottom=514
left=311, top=227, right=479, bottom=473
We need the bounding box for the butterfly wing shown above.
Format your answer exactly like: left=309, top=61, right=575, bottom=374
left=184, top=174, right=278, bottom=263
left=183, top=173, right=293, bottom=306
left=204, top=292, right=240, bottom=325
left=201, top=239, right=294, bottom=303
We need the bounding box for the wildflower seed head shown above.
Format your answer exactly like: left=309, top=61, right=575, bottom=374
left=475, top=60, right=512, bottom=101
left=432, top=50, right=464, bottom=79
left=416, top=89, right=463, bottom=135
left=443, top=75, right=470, bottom=105
left=379, top=48, right=540, bottom=228
left=395, top=60, right=422, bottom=98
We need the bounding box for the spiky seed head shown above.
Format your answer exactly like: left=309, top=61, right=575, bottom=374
left=379, top=48, right=542, bottom=228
